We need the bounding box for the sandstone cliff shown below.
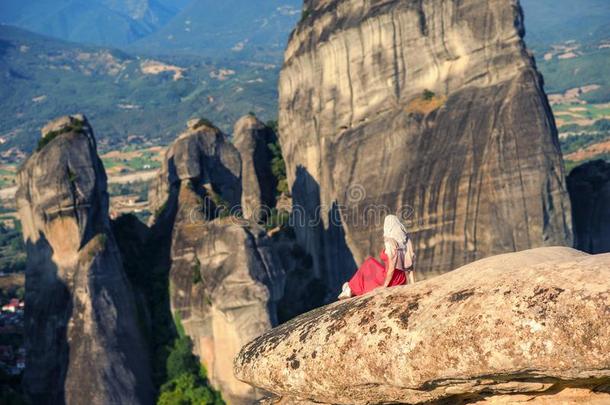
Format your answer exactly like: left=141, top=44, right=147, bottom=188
left=279, top=0, right=572, bottom=289
left=148, top=118, right=242, bottom=226
left=151, top=119, right=285, bottom=403
left=16, top=115, right=154, bottom=404
left=567, top=160, right=610, bottom=254
left=235, top=247, right=610, bottom=404
left=233, top=114, right=278, bottom=222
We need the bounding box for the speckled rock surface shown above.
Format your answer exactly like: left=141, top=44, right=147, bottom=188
left=233, top=115, right=278, bottom=222
left=279, top=0, right=572, bottom=287
left=16, top=115, right=154, bottom=404
left=235, top=247, right=610, bottom=404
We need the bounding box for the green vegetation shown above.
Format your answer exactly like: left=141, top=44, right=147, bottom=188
left=108, top=181, right=150, bottom=201
left=0, top=221, right=26, bottom=274
left=158, top=318, right=223, bottom=405
left=102, top=151, right=161, bottom=174
left=265, top=208, right=290, bottom=232
left=165, top=338, right=199, bottom=381
left=268, top=137, right=289, bottom=196
left=67, top=167, right=78, bottom=183
left=192, top=118, right=217, bottom=131
left=560, top=118, right=610, bottom=173
left=422, top=89, right=436, bottom=101
left=207, top=191, right=231, bottom=219
left=560, top=132, right=610, bottom=156
left=155, top=201, right=169, bottom=219
left=112, top=214, right=223, bottom=404
left=173, top=313, right=186, bottom=339
left=539, top=49, right=610, bottom=104
left=192, top=257, right=202, bottom=285
left=0, top=25, right=280, bottom=158
left=300, top=7, right=311, bottom=22
left=158, top=369, right=223, bottom=405
left=554, top=104, right=610, bottom=128
left=36, top=119, right=85, bottom=152
left=0, top=168, right=16, bottom=189
left=265, top=120, right=278, bottom=134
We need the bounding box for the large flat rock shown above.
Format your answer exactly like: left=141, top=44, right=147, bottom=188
left=235, top=247, right=610, bottom=404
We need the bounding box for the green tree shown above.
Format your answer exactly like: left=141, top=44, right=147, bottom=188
left=158, top=373, right=222, bottom=405
left=268, top=141, right=289, bottom=196
left=166, top=338, right=200, bottom=381
left=159, top=335, right=224, bottom=405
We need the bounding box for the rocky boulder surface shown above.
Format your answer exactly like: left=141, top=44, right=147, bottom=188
left=235, top=247, right=610, bottom=404
left=279, top=0, right=572, bottom=288
left=152, top=119, right=285, bottom=403
left=16, top=115, right=154, bottom=404
left=567, top=160, right=610, bottom=254
left=233, top=114, right=278, bottom=222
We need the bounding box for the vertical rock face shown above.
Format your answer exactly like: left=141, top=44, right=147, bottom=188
left=233, top=115, right=278, bottom=222
left=152, top=119, right=285, bottom=403
left=170, top=220, right=284, bottom=404
left=279, top=0, right=572, bottom=286
left=149, top=118, right=242, bottom=225
left=16, top=115, right=154, bottom=404
left=567, top=160, right=610, bottom=254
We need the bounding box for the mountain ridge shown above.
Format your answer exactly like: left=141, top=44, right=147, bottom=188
left=0, top=24, right=280, bottom=160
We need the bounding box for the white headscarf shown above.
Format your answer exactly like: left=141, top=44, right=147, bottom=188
left=383, top=215, right=408, bottom=249
left=383, top=215, right=415, bottom=270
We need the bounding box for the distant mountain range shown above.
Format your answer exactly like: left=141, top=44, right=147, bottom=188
left=132, top=0, right=301, bottom=60
left=0, top=25, right=281, bottom=161
left=521, top=0, right=610, bottom=50
left=0, top=0, right=176, bottom=47
left=0, top=0, right=609, bottom=162
left=0, top=0, right=302, bottom=60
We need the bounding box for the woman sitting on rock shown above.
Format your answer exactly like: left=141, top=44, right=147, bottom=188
left=338, top=215, right=415, bottom=299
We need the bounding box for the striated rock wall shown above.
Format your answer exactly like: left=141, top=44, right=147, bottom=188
left=148, top=118, right=242, bottom=226
left=16, top=115, right=154, bottom=404
left=567, top=160, right=610, bottom=254
left=152, top=119, right=285, bottom=403
left=170, top=219, right=284, bottom=403
left=235, top=247, right=610, bottom=405
left=233, top=114, right=278, bottom=222
left=278, top=0, right=572, bottom=287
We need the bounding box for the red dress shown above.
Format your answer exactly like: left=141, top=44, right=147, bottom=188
left=348, top=249, right=407, bottom=296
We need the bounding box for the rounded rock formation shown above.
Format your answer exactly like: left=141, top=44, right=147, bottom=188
left=16, top=115, right=154, bottom=404
left=148, top=118, right=242, bottom=225
left=150, top=118, right=285, bottom=403
left=233, top=114, right=278, bottom=222
left=235, top=247, right=610, bottom=404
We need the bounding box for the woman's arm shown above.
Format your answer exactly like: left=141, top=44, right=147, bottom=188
left=383, top=251, right=398, bottom=288
left=408, top=270, right=416, bottom=285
